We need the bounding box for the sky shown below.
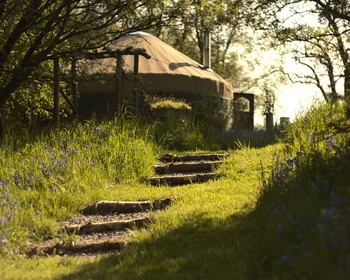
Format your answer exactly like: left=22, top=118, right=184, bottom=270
left=251, top=51, right=324, bottom=127
left=242, top=5, right=327, bottom=127
left=269, top=52, right=324, bottom=125
left=233, top=42, right=325, bottom=127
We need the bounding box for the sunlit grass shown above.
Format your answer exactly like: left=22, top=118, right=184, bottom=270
left=1, top=102, right=350, bottom=279
left=0, top=255, right=96, bottom=280
left=150, top=100, right=191, bottom=110
left=1, top=143, right=280, bottom=279
left=0, top=117, right=156, bottom=252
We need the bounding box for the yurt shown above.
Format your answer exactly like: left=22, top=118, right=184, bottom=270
left=77, top=31, right=234, bottom=117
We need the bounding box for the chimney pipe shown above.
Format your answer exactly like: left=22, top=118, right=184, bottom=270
left=202, top=30, right=211, bottom=68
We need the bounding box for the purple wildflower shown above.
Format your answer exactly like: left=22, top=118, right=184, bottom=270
left=0, top=230, right=8, bottom=247
left=277, top=255, right=293, bottom=266
left=276, top=223, right=284, bottom=233
left=66, top=147, right=77, bottom=155
left=13, top=172, right=21, bottom=187
left=329, top=191, right=347, bottom=208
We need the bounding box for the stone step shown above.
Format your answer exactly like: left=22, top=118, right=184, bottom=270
left=148, top=172, right=218, bottom=186
left=60, top=216, right=152, bottom=235
left=159, top=153, right=230, bottom=163
left=80, top=198, right=172, bottom=215
left=29, top=239, right=128, bottom=256
left=154, top=160, right=221, bottom=175
left=28, top=198, right=172, bottom=257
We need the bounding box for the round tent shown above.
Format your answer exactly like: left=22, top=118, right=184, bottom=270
left=78, top=32, right=233, bottom=116
left=78, top=32, right=233, bottom=115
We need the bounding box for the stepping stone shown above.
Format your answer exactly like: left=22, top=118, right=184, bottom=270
left=160, top=153, right=230, bottom=163
left=148, top=172, right=218, bottom=186
left=149, top=152, right=229, bottom=186
left=28, top=198, right=172, bottom=257
left=28, top=239, right=127, bottom=256
left=80, top=198, right=172, bottom=215
left=60, top=216, right=152, bottom=234
left=154, top=160, right=221, bottom=174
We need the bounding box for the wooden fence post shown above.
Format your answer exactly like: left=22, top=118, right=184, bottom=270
left=53, top=57, right=60, bottom=124
left=71, top=58, right=78, bottom=118
left=134, top=54, right=139, bottom=115
left=0, top=109, right=4, bottom=136
left=116, top=53, right=123, bottom=112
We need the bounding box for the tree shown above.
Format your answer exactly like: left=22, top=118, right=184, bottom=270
left=278, top=25, right=344, bottom=103
left=150, top=0, right=246, bottom=83
left=0, top=0, right=175, bottom=109
left=243, top=0, right=350, bottom=115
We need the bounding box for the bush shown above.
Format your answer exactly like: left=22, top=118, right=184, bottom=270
left=152, top=112, right=205, bottom=151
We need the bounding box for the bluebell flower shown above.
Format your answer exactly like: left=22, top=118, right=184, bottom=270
left=277, top=255, right=293, bottom=266
left=329, top=191, right=347, bottom=208
left=0, top=230, right=8, bottom=247
left=66, top=147, right=77, bottom=155
left=276, top=223, right=283, bottom=233
left=13, top=172, right=21, bottom=187
left=0, top=216, right=5, bottom=226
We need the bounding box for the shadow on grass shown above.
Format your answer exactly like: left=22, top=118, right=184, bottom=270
left=58, top=211, right=267, bottom=280
left=57, top=183, right=350, bottom=280
left=57, top=143, right=350, bottom=280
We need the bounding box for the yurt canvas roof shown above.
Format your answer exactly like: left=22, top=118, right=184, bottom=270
left=80, top=32, right=233, bottom=100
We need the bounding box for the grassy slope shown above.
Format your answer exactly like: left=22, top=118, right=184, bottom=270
left=0, top=144, right=280, bottom=280
left=3, top=103, right=350, bottom=279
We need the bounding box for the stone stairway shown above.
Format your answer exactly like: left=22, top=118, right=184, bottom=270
left=28, top=198, right=171, bottom=256
left=148, top=152, right=230, bottom=186
left=28, top=153, right=230, bottom=256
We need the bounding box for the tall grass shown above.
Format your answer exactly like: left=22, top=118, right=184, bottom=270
left=151, top=110, right=277, bottom=151
left=252, top=102, right=350, bottom=278
left=13, top=144, right=279, bottom=280
left=152, top=112, right=206, bottom=151
left=3, top=102, right=349, bottom=279
left=0, top=117, right=156, bottom=254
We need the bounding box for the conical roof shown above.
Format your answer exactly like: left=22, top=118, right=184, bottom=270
left=81, top=32, right=233, bottom=100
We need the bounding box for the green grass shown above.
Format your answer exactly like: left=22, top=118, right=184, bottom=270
left=0, top=142, right=280, bottom=279
left=250, top=102, right=350, bottom=279
left=0, top=256, right=96, bottom=280
left=1, top=102, right=350, bottom=279
left=150, top=100, right=191, bottom=110
left=0, top=116, right=157, bottom=253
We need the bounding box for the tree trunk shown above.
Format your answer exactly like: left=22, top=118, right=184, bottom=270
left=328, top=15, right=350, bottom=116
left=0, top=65, right=31, bottom=106
left=345, top=68, right=350, bottom=119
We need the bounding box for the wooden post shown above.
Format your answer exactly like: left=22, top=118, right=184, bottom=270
left=0, top=109, right=4, bottom=136
left=71, top=58, right=78, bottom=118
left=266, top=113, right=274, bottom=133
left=134, top=54, right=139, bottom=115
left=116, top=53, right=123, bottom=112
left=53, top=57, right=60, bottom=124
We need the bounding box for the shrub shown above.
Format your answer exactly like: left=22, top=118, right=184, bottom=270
left=152, top=112, right=205, bottom=151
